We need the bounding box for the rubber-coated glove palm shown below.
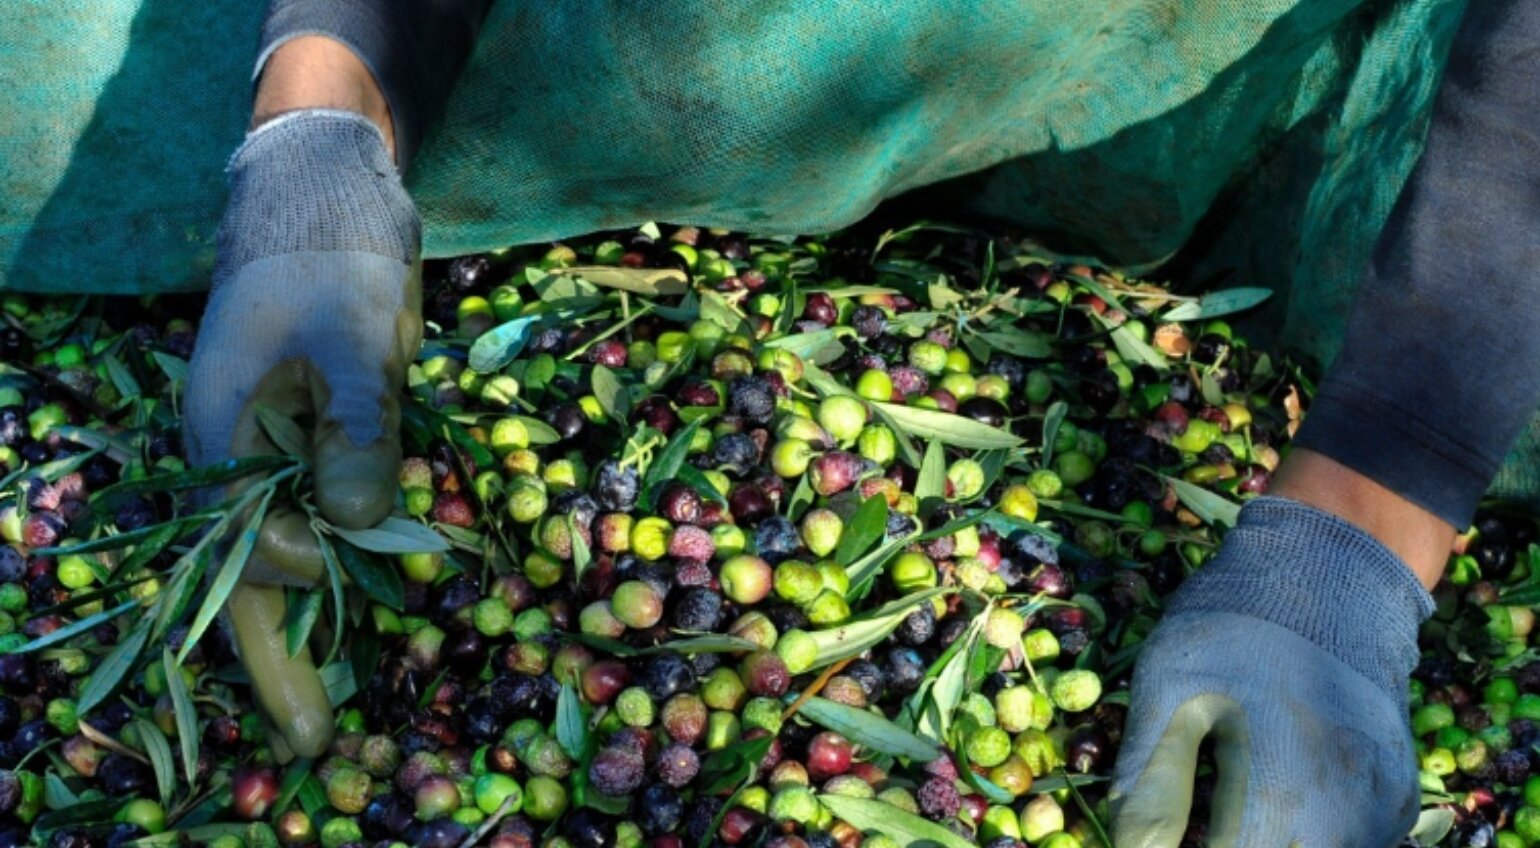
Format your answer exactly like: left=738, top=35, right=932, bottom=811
left=185, top=110, right=421, bottom=759
left=1110, top=496, right=1434, bottom=847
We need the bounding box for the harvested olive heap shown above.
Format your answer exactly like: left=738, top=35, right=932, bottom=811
left=0, top=223, right=1531, bottom=848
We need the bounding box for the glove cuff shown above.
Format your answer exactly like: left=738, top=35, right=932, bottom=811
left=216, top=109, right=419, bottom=289
left=1167, top=496, right=1435, bottom=695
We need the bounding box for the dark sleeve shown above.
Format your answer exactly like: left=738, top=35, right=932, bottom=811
left=1292, top=0, right=1540, bottom=529
left=257, top=0, right=495, bottom=170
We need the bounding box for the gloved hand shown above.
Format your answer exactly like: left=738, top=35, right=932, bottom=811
left=1109, top=496, right=1434, bottom=847
left=185, top=109, right=421, bottom=759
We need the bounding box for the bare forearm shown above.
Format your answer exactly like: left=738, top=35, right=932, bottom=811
left=254, top=36, right=395, bottom=156
left=256, top=0, right=494, bottom=169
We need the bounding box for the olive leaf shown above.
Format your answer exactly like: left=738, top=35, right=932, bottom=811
left=1162, top=475, right=1241, bottom=528
left=162, top=647, right=200, bottom=780
left=347, top=619, right=380, bottom=694
left=557, top=678, right=589, bottom=761
left=649, top=634, right=758, bottom=655
left=700, top=290, right=753, bottom=338
left=1028, top=773, right=1106, bottom=792
left=835, top=495, right=888, bottom=567
left=1040, top=499, right=1131, bottom=524
left=102, top=355, right=141, bottom=400
left=675, top=464, right=728, bottom=507
left=843, top=534, right=914, bottom=598
left=329, top=516, right=449, bottom=555
left=562, top=632, right=639, bottom=657
left=558, top=266, right=688, bottom=296
left=1163, top=287, right=1272, bottom=322
left=971, top=328, right=1052, bottom=358
left=34, top=511, right=210, bottom=558
left=1410, top=806, right=1453, bottom=843
left=1062, top=270, right=1127, bottom=312
left=320, top=661, right=358, bottom=708
left=762, top=328, right=850, bottom=365
left=806, top=587, right=951, bottom=667
left=401, top=402, right=496, bottom=470
left=533, top=274, right=601, bottom=304
left=869, top=406, right=924, bottom=468
left=819, top=796, right=975, bottom=848
left=569, top=513, right=593, bottom=581
left=638, top=418, right=705, bottom=512
left=1041, top=400, right=1068, bottom=467
left=333, top=541, right=405, bottom=610
left=31, top=799, right=122, bottom=841
left=915, top=439, right=947, bottom=520
left=273, top=759, right=315, bottom=819
left=51, top=424, right=135, bottom=464
left=79, top=455, right=293, bottom=526
left=1201, top=369, right=1226, bottom=407
left=513, top=415, right=563, bottom=445
left=785, top=471, right=815, bottom=522
left=254, top=405, right=311, bottom=461
left=915, top=439, right=946, bottom=503
left=134, top=716, right=177, bottom=803
left=804, top=369, right=924, bottom=465
left=792, top=697, right=939, bottom=762
left=919, top=608, right=984, bottom=740
left=590, top=365, right=630, bottom=423
left=914, top=509, right=990, bottom=542
left=870, top=402, right=1022, bottom=450
left=4, top=600, right=136, bottom=654
left=177, top=487, right=275, bottom=665
left=35, top=573, right=160, bottom=619
left=1094, top=314, right=1169, bottom=373
left=467, top=315, right=543, bottom=373
left=151, top=351, right=189, bottom=383
left=697, top=735, right=774, bottom=796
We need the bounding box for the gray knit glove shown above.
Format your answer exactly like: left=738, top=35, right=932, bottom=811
left=1110, top=496, right=1435, bottom=848
left=184, top=109, right=422, bottom=759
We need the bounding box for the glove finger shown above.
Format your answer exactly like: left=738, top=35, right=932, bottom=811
left=222, top=363, right=330, bottom=586
left=1111, top=695, right=1219, bottom=848
left=1197, top=700, right=1251, bottom=848
left=304, top=280, right=420, bottom=530
left=247, top=507, right=327, bottom=587
left=226, top=582, right=332, bottom=759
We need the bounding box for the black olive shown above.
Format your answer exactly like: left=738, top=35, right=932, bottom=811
left=957, top=396, right=1009, bottom=428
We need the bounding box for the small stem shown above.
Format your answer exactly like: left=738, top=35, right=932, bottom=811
left=457, top=794, right=520, bottom=848
left=781, top=657, right=854, bottom=722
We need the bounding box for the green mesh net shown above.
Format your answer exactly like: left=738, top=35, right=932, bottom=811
left=8, top=0, right=1535, bottom=507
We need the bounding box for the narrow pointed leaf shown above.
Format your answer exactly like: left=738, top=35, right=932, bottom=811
left=835, top=495, right=888, bottom=567
left=1162, top=476, right=1241, bottom=528
left=334, top=542, right=405, bottom=610
left=1163, top=287, right=1272, bottom=321
left=133, top=716, right=177, bottom=802
left=1041, top=401, right=1068, bottom=467
left=639, top=418, right=704, bottom=512
left=468, top=315, right=542, bottom=373
left=793, top=697, right=939, bottom=762
left=557, top=679, right=588, bottom=760
left=254, top=405, right=312, bottom=461
left=870, top=402, right=1022, bottom=449
left=330, top=516, right=449, bottom=554
left=77, top=615, right=151, bottom=714
left=162, top=648, right=200, bottom=779
left=819, top=796, right=975, bottom=848
left=7, top=600, right=137, bottom=654
left=178, top=489, right=274, bottom=664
